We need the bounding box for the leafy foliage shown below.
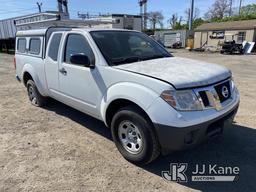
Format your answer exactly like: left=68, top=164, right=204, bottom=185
left=240, top=4, right=256, bottom=15
left=205, top=0, right=231, bottom=19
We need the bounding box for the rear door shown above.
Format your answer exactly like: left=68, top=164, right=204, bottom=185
left=58, top=31, right=101, bottom=116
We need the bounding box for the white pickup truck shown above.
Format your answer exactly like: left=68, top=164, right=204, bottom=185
left=15, top=27, right=240, bottom=164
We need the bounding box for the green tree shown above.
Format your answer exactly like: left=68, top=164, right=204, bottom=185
left=192, top=18, right=205, bottom=29
left=240, top=4, right=256, bottom=15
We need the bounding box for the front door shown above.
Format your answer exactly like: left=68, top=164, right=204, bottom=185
left=45, top=32, right=63, bottom=93
left=58, top=32, right=102, bottom=116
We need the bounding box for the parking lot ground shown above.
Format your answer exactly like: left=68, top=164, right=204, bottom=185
left=0, top=50, right=256, bottom=192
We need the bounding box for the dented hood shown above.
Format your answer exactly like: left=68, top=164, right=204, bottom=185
left=113, top=57, right=231, bottom=89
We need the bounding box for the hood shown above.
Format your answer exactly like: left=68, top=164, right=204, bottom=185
left=113, top=57, right=231, bottom=89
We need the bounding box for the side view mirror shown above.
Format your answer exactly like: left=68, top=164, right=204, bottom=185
left=70, top=54, right=94, bottom=68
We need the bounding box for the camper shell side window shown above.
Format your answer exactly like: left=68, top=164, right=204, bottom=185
left=17, top=38, right=27, bottom=53
left=29, top=38, right=41, bottom=55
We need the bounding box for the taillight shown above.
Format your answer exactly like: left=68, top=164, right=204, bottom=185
left=13, top=57, right=16, bottom=70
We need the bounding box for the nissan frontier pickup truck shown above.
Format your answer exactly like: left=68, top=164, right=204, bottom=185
left=14, top=27, right=240, bottom=164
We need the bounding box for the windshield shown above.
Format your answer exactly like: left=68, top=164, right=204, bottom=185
left=90, top=31, right=172, bottom=65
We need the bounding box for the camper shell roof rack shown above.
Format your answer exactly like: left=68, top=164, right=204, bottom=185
left=14, top=12, right=117, bottom=31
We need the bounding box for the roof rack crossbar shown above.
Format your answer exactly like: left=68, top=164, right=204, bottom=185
left=14, top=12, right=117, bottom=30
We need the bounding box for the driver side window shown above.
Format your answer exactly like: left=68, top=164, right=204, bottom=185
left=64, top=34, right=95, bottom=65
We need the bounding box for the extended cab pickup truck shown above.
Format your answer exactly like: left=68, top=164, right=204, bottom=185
left=15, top=27, right=240, bottom=164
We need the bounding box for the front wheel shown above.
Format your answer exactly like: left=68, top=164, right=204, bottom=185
left=26, top=80, right=47, bottom=107
left=111, top=106, right=160, bottom=164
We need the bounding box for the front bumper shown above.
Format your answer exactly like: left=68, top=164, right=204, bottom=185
left=16, top=75, right=21, bottom=82
left=154, top=103, right=239, bottom=155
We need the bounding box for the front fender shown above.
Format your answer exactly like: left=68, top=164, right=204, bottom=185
left=22, top=64, right=47, bottom=96
left=100, top=82, right=159, bottom=124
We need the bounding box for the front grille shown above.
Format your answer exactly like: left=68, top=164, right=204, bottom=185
left=194, top=79, right=232, bottom=110
left=214, top=81, right=231, bottom=103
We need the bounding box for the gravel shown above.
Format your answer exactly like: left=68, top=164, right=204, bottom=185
left=0, top=50, right=255, bottom=192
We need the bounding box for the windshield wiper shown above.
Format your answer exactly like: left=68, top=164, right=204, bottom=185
left=111, top=56, right=142, bottom=65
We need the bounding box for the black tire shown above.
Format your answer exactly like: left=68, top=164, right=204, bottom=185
left=111, top=106, right=160, bottom=164
left=26, top=80, right=47, bottom=107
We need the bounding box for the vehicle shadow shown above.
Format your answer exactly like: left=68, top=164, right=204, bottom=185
left=43, top=99, right=112, bottom=140
left=44, top=100, right=256, bottom=192
left=141, top=124, right=256, bottom=192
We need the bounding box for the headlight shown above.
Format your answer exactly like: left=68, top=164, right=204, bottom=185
left=161, top=90, right=203, bottom=111
left=230, top=79, right=239, bottom=97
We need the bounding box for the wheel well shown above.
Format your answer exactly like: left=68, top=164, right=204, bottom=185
left=23, top=72, right=33, bottom=87
left=105, top=99, right=151, bottom=128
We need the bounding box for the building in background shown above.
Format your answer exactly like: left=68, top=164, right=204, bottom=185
left=93, top=14, right=142, bottom=31
left=154, top=30, right=188, bottom=48
left=194, top=20, right=256, bottom=49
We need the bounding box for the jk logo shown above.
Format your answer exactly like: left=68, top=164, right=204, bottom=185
left=162, top=163, right=188, bottom=183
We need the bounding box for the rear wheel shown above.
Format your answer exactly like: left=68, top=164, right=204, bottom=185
left=26, top=80, right=47, bottom=107
left=111, top=106, right=160, bottom=164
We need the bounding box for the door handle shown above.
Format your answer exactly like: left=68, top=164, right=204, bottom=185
left=59, top=68, right=67, bottom=75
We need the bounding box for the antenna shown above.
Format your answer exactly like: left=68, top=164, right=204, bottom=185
left=37, top=2, right=43, bottom=13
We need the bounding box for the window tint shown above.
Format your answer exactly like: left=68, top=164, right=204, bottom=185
left=48, top=33, right=62, bottom=61
left=64, top=34, right=94, bottom=64
left=17, top=38, right=26, bottom=53
left=29, top=38, right=41, bottom=55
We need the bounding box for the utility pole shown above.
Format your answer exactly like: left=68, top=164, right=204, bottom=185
left=139, top=0, right=143, bottom=30
left=239, top=0, right=243, bottom=15
left=36, top=2, right=42, bottom=13
left=229, top=0, right=233, bottom=16
left=57, top=0, right=70, bottom=20
left=144, top=0, right=147, bottom=30
left=189, top=0, right=194, bottom=30
left=138, top=0, right=148, bottom=30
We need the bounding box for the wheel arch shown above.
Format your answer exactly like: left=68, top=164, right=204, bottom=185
left=21, top=64, right=47, bottom=96
left=23, top=71, right=34, bottom=87
left=105, top=99, right=145, bottom=127
left=100, top=82, right=159, bottom=128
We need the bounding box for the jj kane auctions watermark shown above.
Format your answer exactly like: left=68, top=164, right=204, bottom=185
left=162, top=163, right=240, bottom=182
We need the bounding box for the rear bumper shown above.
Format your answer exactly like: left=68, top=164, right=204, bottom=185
left=154, top=103, right=239, bottom=155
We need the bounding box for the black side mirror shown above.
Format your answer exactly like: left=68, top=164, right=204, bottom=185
left=70, top=54, right=94, bottom=68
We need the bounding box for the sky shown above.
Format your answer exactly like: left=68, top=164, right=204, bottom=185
left=0, top=0, right=255, bottom=27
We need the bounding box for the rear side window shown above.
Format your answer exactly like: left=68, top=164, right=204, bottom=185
left=17, top=38, right=26, bottom=53
left=29, top=38, right=41, bottom=55
left=48, top=33, right=62, bottom=61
